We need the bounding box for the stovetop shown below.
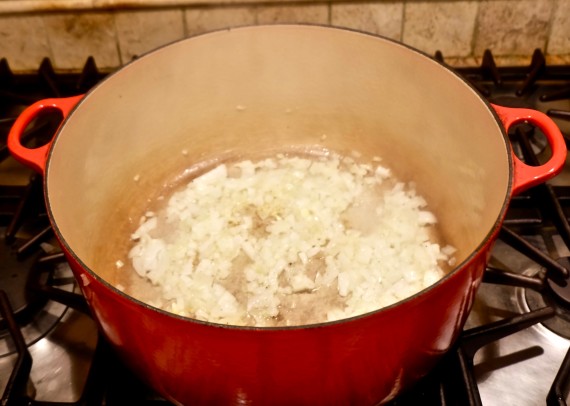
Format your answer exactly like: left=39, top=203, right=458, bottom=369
left=2, top=51, right=570, bottom=405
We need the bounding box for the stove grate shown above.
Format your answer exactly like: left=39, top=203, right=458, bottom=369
left=0, top=290, right=32, bottom=406
left=2, top=50, right=570, bottom=405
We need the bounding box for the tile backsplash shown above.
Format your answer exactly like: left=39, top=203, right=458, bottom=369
left=1, top=0, right=569, bottom=72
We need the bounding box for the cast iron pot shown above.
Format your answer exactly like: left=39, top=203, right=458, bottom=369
left=8, top=25, right=567, bottom=405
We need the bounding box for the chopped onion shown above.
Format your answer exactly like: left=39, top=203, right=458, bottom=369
left=126, top=154, right=455, bottom=327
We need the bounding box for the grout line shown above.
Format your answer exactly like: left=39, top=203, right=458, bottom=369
left=181, top=6, right=188, bottom=37
left=400, top=0, right=405, bottom=43
left=41, top=14, right=56, bottom=65
left=470, top=0, right=481, bottom=60
left=544, top=0, right=558, bottom=56
left=111, top=10, right=123, bottom=66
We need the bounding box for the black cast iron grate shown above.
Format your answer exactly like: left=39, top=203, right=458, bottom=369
left=1, top=51, right=570, bottom=405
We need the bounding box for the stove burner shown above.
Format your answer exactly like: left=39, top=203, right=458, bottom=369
left=524, top=282, right=570, bottom=339
left=522, top=257, right=570, bottom=340
left=0, top=240, right=47, bottom=329
left=0, top=254, right=77, bottom=357
left=0, top=171, right=67, bottom=351
left=546, top=257, right=570, bottom=307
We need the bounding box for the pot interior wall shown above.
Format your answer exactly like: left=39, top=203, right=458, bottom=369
left=45, top=25, right=510, bottom=296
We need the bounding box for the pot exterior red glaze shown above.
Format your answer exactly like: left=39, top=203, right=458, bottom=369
left=67, top=246, right=490, bottom=405
left=7, top=25, right=567, bottom=405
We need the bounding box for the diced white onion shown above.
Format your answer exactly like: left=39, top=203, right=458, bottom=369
left=126, top=154, right=455, bottom=327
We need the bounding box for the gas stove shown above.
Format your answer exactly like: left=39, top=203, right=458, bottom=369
left=1, top=51, right=570, bottom=405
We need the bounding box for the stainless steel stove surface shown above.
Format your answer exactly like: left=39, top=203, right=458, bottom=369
left=2, top=51, right=570, bottom=405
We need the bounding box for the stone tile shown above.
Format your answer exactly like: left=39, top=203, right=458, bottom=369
left=0, top=15, right=52, bottom=71
left=256, top=4, right=329, bottom=25
left=474, top=0, right=552, bottom=56
left=402, top=1, right=478, bottom=57
left=548, top=0, right=570, bottom=55
left=484, top=55, right=533, bottom=66
left=96, top=0, right=254, bottom=6
left=116, top=10, right=184, bottom=63
left=450, top=55, right=541, bottom=67
left=547, top=54, right=570, bottom=65
left=184, top=6, right=256, bottom=37
left=0, top=0, right=92, bottom=14
left=330, top=2, right=403, bottom=40
left=43, top=12, right=120, bottom=70
left=441, top=56, right=480, bottom=68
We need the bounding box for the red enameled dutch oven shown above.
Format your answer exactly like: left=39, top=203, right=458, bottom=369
left=7, top=25, right=567, bottom=405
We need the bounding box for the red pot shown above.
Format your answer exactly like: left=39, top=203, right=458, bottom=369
left=7, top=25, right=567, bottom=405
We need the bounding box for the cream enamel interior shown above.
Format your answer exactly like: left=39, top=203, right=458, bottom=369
left=45, top=25, right=510, bottom=294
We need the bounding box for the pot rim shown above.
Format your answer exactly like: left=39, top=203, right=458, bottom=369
left=44, top=23, right=514, bottom=331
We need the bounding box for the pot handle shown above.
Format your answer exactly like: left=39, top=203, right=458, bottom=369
left=7, top=95, right=84, bottom=175
left=491, top=104, right=567, bottom=195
